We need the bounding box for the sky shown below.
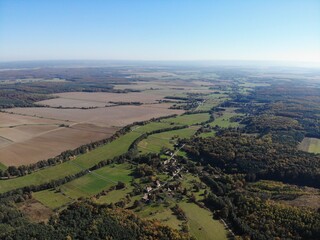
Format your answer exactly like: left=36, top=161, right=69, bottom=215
left=0, top=0, right=319, bottom=63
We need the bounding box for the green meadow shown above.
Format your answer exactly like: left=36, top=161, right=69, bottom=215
left=95, top=185, right=133, bottom=205
left=33, top=163, right=133, bottom=208
left=210, top=111, right=243, bottom=128
left=162, top=113, right=210, bottom=125
left=138, top=126, right=198, bottom=154
left=136, top=203, right=182, bottom=230
left=179, top=202, right=228, bottom=240
left=199, top=130, right=216, bottom=138
left=0, top=162, right=7, bottom=171
left=33, top=189, right=72, bottom=209
left=59, top=163, right=133, bottom=199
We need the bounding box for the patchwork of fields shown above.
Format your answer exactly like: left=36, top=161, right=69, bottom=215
left=0, top=121, right=176, bottom=193
left=0, top=79, right=226, bottom=167
left=0, top=103, right=182, bottom=166
left=34, top=163, right=134, bottom=208
left=0, top=78, right=236, bottom=239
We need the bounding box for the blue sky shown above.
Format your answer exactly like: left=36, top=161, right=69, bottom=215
left=0, top=0, right=319, bottom=63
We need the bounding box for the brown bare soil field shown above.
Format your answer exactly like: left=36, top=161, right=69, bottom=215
left=0, top=101, right=182, bottom=166
left=0, top=125, right=58, bottom=143
left=0, top=111, right=67, bottom=127
left=0, top=124, right=117, bottom=166
left=0, top=137, right=12, bottom=148
left=37, top=97, right=110, bottom=108
left=37, top=91, right=168, bottom=108
left=6, top=103, right=183, bottom=127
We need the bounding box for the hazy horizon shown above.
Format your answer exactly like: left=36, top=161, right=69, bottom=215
left=0, top=59, right=319, bottom=70
left=1, top=0, right=319, bottom=64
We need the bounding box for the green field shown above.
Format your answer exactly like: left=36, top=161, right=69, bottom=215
left=132, top=122, right=177, bottom=134
left=60, top=163, right=133, bottom=199
left=179, top=202, right=228, bottom=240
left=34, top=163, right=133, bottom=208
left=0, top=121, right=174, bottom=194
left=196, top=100, right=219, bottom=111
left=180, top=173, right=207, bottom=201
left=33, top=189, right=72, bottom=209
left=138, top=126, right=198, bottom=154
left=136, top=203, right=182, bottom=230
left=199, top=130, right=216, bottom=138
left=162, top=113, right=210, bottom=125
left=95, top=185, right=133, bottom=204
left=298, top=137, right=320, bottom=154
left=196, top=93, right=229, bottom=111
left=210, top=111, right=243, bottom=128
left=0, top=162, right=7, bottom=171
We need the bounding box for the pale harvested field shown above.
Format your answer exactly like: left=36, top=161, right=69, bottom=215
left=0, top=123, right=117, bottom=166
left=0, top=137, right=12, bottom=148
left=6, top=104, right=183, bottom=127
left=37, top=97, right=109, bottom=108
left=0, top=125, right=58, bottom=143
left=0, top=111, right=67, bottom=127
left=37, top=91, right=168, bottom=108
left=1, top=102, right=182, bottom=166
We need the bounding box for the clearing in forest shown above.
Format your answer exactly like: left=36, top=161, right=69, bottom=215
left=298, top=137, right=320, bottom=154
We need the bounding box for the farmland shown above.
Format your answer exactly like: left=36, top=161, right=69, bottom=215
left=37, top=91, right=169, bottom=107
left=0, top=120, right=175, bottom=193
left=298, top=137, right=320, bottom=154
left=138, top=126, right=199, bottom=154
left=179, top=202, right=228, bottom=240
left=162, top=113, right=210, bottom=125
left=196, top=92, right=229, bottom=111
left=5, top=104, right=182, bottom=128
left=95, top=185, right=134, bottom=205
left=0, top=103, right=182, bottom=166
left=59, top=163, right=133, bottom=199
left=33, top=163, right=133, bottom=208
left=210, top=109, right=244, bottom=128
left=0, top=76, right=220, bottom=166
left=33, top=189, right=71, bottom=209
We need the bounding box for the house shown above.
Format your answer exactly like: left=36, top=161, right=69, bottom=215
left=165, top=150, right=173, bottom=156
left=142, top=193, right=149, bottom=201
left=156, top=180, right=161, bottom=188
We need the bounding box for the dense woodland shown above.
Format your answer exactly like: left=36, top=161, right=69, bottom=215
left=184, top=134, right=320, bottom=188
left=1, top=199, right=188, bottom=240
left=183, top=81, right=320, bottom=239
